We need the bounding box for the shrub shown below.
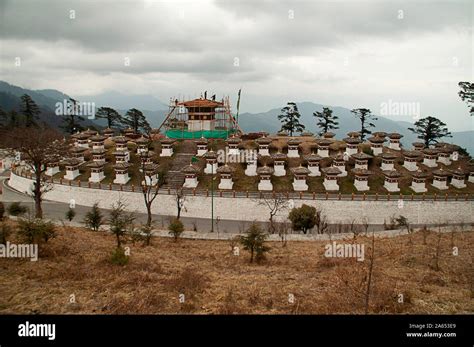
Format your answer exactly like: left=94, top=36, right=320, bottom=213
left=288, top=204, right=317, bottom=234
left=65, top=208, right=76, bottom=222
left=395, top=215, right=410, bottom=232
left=131, top=224, right=153, bottom=246
left=168, top=219, right=184, bottom=241
left=83, top=203, right=104, bottom=231
left=7, top=202, right=28, bottom=217
left=17, top=217, right=56, bottom=244
left=110, top=247, right=129, bottom=266
left=239, top=222, right=270, bottom=263
left=383, top=215, right=398, bottom=230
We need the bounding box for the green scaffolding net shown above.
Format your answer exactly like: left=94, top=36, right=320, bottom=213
left=165, top=129, right=235, bottom=139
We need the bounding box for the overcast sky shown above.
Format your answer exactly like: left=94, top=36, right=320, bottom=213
left=0, top=0, right=472, bottom=131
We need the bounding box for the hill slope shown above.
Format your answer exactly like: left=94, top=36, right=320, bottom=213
left=0, top=81, right=97, bottom=130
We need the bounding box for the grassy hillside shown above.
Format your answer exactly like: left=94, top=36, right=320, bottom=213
left=0, top=222, right=472, bottom=314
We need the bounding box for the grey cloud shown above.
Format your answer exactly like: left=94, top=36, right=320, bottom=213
left=2, top=0, right=470, bottom=56
left=0, top=0, right=471, bottom=130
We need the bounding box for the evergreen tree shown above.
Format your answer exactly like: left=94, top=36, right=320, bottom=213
left=168, top=218, right=184, bottom=242
left=239, top=223, right=270, bottom=263
left=313, top=107, right=339, bottom=136
left=123, top=108, right=150, bottom=133
left=65, top=208, right=76, bottom=222
left=351, top=108, right=377, bottom=141
left=20, top=94, right=41, bottom=127
left=109, top=199, right=135, bottom=248
left=96, top=107, right=122, bottom=128
left=288, top=204, right=317, bottom=234
left=458, top=81, right=474, bottom=116
left=83, top=203, right=104, bottom=231
left=408, top=116, right=452, bottom=147
left=61, top=98, right=85, bottom=134
left=7, top=110, right=20, bottom=128
left=278, top=102, right=305, bottom=136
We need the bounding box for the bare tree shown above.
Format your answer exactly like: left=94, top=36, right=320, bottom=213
left=349, top=218, right=361, bottom=239
left=174, top=185, right=187, bottom=220
left=468, top=248, right=474, bottom=299
left=276, top=220, right=291, bottom=247
left=364, top=231, right=376, bottom=314
left=0, top=126, right=67, bottom=218
left=137, top=141, right=160, bottom=229
left=450, top=228, right=456, bottom=249
left=314, top=207, right=329, bottom=234
left=256, top=192, right=288, bottom=234
left=229, top=235, right=240, bottom=254
left=432, top=228, right=443, bottom=272
left=421, top=225, right=429, bottom=245
left=215, top=216, right=221, bottom=236
left=361, top=217, right=370, bottom=235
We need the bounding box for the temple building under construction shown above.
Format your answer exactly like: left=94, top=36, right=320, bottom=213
left=158, top=94, right=242, bottom=139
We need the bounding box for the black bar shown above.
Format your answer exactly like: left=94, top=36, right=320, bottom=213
left=0, top=315, right=472, bottom=346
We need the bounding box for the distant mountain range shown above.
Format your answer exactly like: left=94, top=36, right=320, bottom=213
left=0, top=81, right=97, bottom=130
left=238, top=102, right=473, bottom=155
left=0, top=80, right=472, bottom=154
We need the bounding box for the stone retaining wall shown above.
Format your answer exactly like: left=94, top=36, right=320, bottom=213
left=8, top=172, right=474, bottom=224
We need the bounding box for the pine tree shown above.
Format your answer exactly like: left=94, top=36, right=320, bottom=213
left=7, top=110, right=20, bottom=128
left=351, top=108, right=377, bottom=141
left=239, top=223, right=270, bottom=263
left=20, top=94, right=41, bottom=127
left=109, top=199, right=135, bottom=248
left=96, top=107, right=122, bottom=128
left=313, top=107, right=339, bottom=136
left=408, top=116, right=452, bottom=147
left=278, top=102, right=305, bottom=136
left=168, top=218, right=184, bottom=242
left=65, top=208, right=76, bottom=222
left=458, top=81, right=474, bottom=116
left=83, top=203, right=104, bottom=231
left=123, top=108, right=150, bottom=133
left=61, top=98, right=85, bottom=134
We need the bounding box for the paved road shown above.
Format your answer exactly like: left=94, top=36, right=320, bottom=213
left=0, top=172, right=404, bottom=233
left=0, top=175, right=256, bottom=233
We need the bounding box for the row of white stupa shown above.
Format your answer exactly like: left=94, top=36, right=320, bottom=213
left=45, top=133, right=160, bottom=185
left=182, top=148, right=471, bottom=192
left=55, top=130, right=471, bottom=192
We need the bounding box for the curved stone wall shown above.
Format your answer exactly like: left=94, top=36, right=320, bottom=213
left=8, top=172, right=473, bottom=224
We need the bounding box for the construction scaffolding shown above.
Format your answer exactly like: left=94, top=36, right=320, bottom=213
left=157, top=95, right=242, bottom=139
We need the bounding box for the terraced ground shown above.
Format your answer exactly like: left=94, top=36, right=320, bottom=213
left=49, top=137, right=474, bottom=195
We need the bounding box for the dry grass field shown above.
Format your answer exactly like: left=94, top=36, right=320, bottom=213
left=0, top=222, right=473, bottom=314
